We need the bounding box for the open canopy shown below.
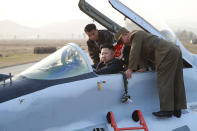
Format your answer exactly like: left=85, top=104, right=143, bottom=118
left=109, top=0, right=197, bottom=67
left=79, top=0, right=197, bottom=68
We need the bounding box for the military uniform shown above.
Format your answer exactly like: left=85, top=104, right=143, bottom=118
left=87, top=30, right=115, bottom=65
left=128, top=30, right=187, bottom=111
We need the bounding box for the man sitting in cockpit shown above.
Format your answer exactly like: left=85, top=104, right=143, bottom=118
left=94, top=44, right=124, bottom=74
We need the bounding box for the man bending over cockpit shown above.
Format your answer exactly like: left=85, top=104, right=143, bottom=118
left=94, top=44, right=124, bottom=74
left=115, top=28, right=187, bottom=118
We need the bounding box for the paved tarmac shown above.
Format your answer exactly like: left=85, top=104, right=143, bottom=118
left=0, top=63, right=35, bottom=76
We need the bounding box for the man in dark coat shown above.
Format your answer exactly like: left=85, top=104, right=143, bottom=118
left=84, top=23, right=131, bottom=68
left=84, top=24, right=115, bottom=67
left=115, top=28, right=187, bottom=118
left=94, top=44, right=124, bottom=75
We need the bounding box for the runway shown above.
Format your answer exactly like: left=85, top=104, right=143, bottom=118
left=0, top=63, right=35, bottom=76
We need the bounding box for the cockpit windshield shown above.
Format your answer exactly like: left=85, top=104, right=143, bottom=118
left=21, top=43, right=92, bottom=80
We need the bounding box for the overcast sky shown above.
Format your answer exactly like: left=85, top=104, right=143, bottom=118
left=0, top=0, right=196, bottom=28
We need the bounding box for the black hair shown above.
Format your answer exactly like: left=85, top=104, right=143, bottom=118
left=117, top=39, right=122, bottom=45
left=84, top=24, right=97, bottom=32
left=100, top=44, right=114, bottom=51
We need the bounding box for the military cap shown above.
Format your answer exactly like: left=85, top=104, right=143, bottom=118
left=114, top=27, right=129, bottom=44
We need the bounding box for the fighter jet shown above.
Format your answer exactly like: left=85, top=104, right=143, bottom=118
left=0, top=0, right=197, bottom=131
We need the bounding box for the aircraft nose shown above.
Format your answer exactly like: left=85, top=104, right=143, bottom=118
left=0, top=76, right=39, bottom=103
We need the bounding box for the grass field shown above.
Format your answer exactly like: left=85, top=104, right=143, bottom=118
left=0, top=39, right=197, bottom=68
left=0, top=39, right=87, bottom=68
left=182, top=42, right=197, bottom=54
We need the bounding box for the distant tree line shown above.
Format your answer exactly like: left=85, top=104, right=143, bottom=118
left=175, top=30, right=197, bottom=44
left=125, top=20, right=197, bottom=44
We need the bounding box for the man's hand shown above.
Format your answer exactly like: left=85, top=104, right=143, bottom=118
left=136, top=67, right=146, bottom=72
left=125, top=69, right=133, bottom=79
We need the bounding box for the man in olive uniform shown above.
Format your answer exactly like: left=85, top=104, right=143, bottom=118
left=115, top=28, right=187, bottom=118
left=84, top=24, right=115, bottom=67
